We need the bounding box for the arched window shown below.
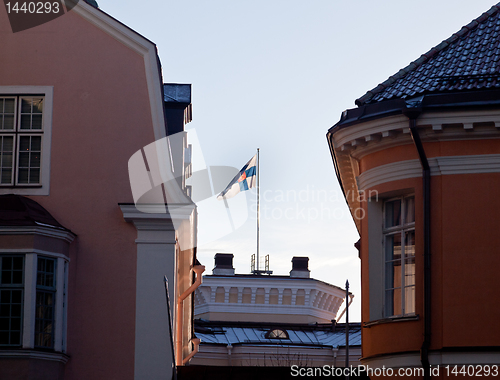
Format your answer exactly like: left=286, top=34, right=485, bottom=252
left=265, top=328, right=289, bottom=339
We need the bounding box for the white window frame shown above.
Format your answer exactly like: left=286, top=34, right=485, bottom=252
left=0, top=86, right=53, bottom=196
left=0, top=250, right=68, bottom=353
left=382, top=195, right=415, bottom=318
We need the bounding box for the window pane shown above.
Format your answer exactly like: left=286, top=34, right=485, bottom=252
left=0, top=289, right=23, bottom=346
left=12, top=258, right=22, bottom=271
left=3, top=115, right=14, bottom=130
left=0, top=137, right=14, bottom=185
left=20, top=98, right=43, bottom=130
left=32, top=98, right=43, bottom=113
left=2, top=136, right=13, bottom=152
left=35, top=291, right=54, bottom=348
left=21, top=99, right=32, bottom=113
left=31, top=115, right=42, bottom=129
left=385, top=233, right=402, bottom=261
left=19, top=152, right=29, bottom=167
left=1, top=169, right=12, bottom=184
left=17, top=136, right=42, bottom=184
left=37, top=257, right=56, bottom=288
left=405, top=257, right=415, bottom=286
left=19, top=136, right=30, bottom=151
left=0, top=317, right=8, bottom=329
left=1, top=98, right=15, bottom=131
left=3, top=152, right=12, bottom=168
left=4, top=99, right=15, bottom=113
left=385, top=288, right=402, bottom=317
left=1, top=257, right=23, bottom=285
left=12, top=271, right=22, bottom=284
left=405, top=231, right=415, bottom=257
left=405, top=286, right=415, bottom=314
left=18, top=169, right=28, bottom=184
left=29, top=169, right=40, bottom=183
left=20, top=115, right=31, bottom=129
left=1, top=271, right=11, bottom=284
left=31, top=137, right=41, bottom=151
left=30, top=151, right=42, bottom=167
left=385, top=199, right=401, bottom=228
left=405, top=197, right=415, bottom=224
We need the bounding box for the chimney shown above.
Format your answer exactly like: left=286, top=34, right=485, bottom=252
left=213, top=253, right=235, bottom=275
left=290, top=256, right=310, bottom=278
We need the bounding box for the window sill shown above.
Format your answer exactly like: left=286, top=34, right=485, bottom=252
left=0, top=185, right=43, bottom=188
left=0, top=349, right=69, bottom=363
left=363, top=314, right=419, bottom=328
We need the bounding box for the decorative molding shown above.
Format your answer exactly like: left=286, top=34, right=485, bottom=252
left=120, top=203, right=195, bottom=224
left=358, top=154, right=500, bottom=190
left=195, top=276, right=346, bottom=322
left=0, top=350, right=69, bottom=363
left=0, top=249, right=70, bottom=261
left=0, top=226, right=76, bottom=244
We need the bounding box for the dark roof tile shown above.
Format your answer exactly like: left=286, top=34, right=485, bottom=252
left=356, top=3, right=500, bottom=106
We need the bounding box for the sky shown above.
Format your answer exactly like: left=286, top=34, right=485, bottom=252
left=100, top=0, right=498, bottom=322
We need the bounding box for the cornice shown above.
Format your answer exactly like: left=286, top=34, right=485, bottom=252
left=358, top=154, right=500, bottom=190
left=330, top=110, right=500, bottom=159
left=120, top=203, right=195, bottom=224
left=200, top=276, right=346, bottom=296
left=0, top=350, right=69, bottom=363
left=0, top=226, right=76, bottom=244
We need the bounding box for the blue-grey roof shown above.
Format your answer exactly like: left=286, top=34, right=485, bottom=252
left=195, top=320, right=361, bottom=348
left=356, top=3, right=500, bottom=106
left=163, top=84, right=192, bottom=104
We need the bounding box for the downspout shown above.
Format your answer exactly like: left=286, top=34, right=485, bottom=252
left=182, top=338, right=201, bottom=365
left=176, top=264, right=205, bottom=366
left=227, top=344, right=233, bottom=366
left=403, top=103, right=431, bottom=380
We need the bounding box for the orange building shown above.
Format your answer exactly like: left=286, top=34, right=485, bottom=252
left=327, top=3, right=500, bottom=378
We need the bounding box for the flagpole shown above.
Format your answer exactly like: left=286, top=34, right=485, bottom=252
left=257, top=148, right=260, bottom=273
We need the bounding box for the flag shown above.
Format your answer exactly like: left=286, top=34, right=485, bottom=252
left=217, top=154, right=257, bottom=200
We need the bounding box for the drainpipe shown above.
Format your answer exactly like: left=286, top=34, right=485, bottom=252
left=332, top=347, right=338, bottom=368
left=227, top=344, right=233, bottom=366
left=182, top=338, right=201, bottom=365
left=176, top=265, right=205, bottom=366
left=404, top=103, right=431, bottom=380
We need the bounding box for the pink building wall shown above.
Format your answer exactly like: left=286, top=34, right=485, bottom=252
left=0, top=4, right=161, bottom=380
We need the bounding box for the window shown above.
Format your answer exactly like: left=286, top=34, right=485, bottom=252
left=383, top=196, right=415, bottom=317
left=35, top=257, right=56, bottom=348
left=0, top=254, right=67, bottom=351
left=0, top=256, right=24, bottom=346
left=265, top=328, right=288, bottom=339
left=0, top=97, right=44, bottom=186
left=0, top=86, right=53, bottom=196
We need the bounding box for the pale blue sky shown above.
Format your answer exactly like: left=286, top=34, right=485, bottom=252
left=102, top=0, right=497, bottom=321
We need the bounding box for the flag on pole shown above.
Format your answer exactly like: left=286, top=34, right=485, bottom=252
left=217, top=154, right=257, bottom=200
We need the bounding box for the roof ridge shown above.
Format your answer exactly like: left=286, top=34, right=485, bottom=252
left=355, top=2, right=500, bottom=106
